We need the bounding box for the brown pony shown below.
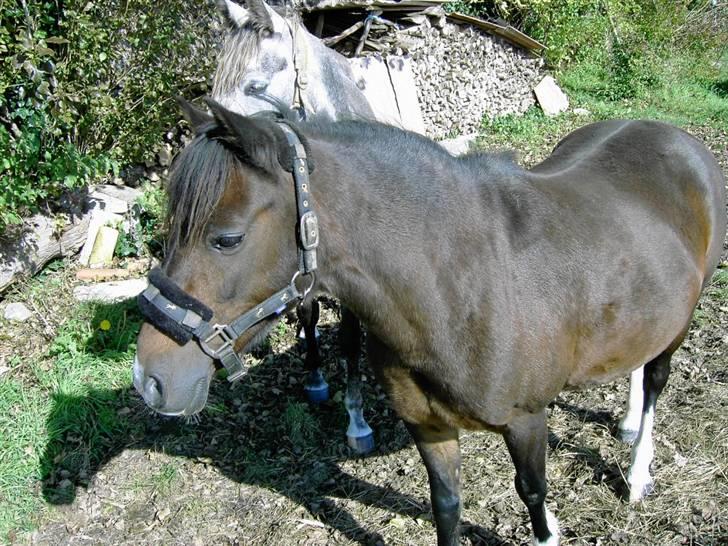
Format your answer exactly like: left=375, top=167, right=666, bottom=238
left=133, top=100, right=725, bottom=546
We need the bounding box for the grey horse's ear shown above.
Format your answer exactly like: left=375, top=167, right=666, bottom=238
left=217, top=0, right=249, bottom=28
left=246, top=0, right=274, bottom=35
left=204, top=98, right=285, bottom=174
left=176, top=97, right=213, bottom=132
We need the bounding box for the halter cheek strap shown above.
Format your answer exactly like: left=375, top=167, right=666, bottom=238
left=138, top=121, right=319, bottom=382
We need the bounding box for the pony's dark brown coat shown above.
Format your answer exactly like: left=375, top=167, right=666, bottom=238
left=134, top=109, right=725, bottom=545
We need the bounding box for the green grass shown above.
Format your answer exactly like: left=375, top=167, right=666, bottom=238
left=282, top=402, right=318, bottom=446
left=131, top=461, right=181, bottom=498
left=707, top=267, right=728, bottom=302
left=0, top=280, right=144, bottom=541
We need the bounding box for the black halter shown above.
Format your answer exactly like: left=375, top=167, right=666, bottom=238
left=138, top=122, right=319, bottom=381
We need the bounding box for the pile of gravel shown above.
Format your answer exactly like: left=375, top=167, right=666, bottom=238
left=404, top=22, right=545, bottom=139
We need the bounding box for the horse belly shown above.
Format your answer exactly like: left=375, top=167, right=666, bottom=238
left=565, top=274, right=702, bottom=388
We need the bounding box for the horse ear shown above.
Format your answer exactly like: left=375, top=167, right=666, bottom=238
left=204, top=98, right=284, bottom=174
left=217, top=0, right=249, bottom=28
left=176, top=97, right=213, bottom=132
left=245, top=0, right=279, bottom=36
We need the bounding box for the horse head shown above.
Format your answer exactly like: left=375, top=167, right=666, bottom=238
left=134, top=99, right=305, bottom=416
left=212, top=0, right=301, bottom=115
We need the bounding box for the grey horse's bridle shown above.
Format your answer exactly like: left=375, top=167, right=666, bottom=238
left=138, top=122, right=319, bottom=381
left=247, top=19, right=310, bottom=121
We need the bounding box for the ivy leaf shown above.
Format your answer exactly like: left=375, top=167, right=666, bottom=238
left=45, top=36, right=70, bottom=44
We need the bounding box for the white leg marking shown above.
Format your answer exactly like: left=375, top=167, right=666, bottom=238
left=618, top=366, right=644, bottom=443
left=344, top=392, right=373, bottom=440
left=532, top=508, right=560, bottom=546
left=628, top=406, right=655, bottom=502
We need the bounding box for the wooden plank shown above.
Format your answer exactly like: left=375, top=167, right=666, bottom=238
left=0, top=212, right=91, bottom=293
left=386, top=56, right=426, bottom=135
left=349, top=55, right=402, bottom=127
left=448, top=12, right=546, bottom=52
left=322, top=18, right=366, bottom=46
left=304, top=1, right=449, bottom=12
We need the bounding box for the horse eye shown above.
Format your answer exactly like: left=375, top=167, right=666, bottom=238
left=213, top=234, right=244, bottom=250
left=245, top=80, right=268, bottom=96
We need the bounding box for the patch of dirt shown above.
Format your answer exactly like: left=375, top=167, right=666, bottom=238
left=17, top=124, right=728, bottom=546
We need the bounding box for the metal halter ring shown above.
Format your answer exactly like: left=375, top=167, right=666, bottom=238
left=291, top=270, right=315, bottom=300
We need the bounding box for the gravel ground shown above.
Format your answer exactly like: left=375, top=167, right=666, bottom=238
left=15, top=123, right=728, bottom=546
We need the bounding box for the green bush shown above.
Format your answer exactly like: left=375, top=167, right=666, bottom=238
left=0, top=1, right=220, bottom=235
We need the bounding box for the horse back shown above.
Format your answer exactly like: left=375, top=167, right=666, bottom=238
left=531, top=119, right=725, bottom=277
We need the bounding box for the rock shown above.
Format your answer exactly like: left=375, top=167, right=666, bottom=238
left=120, top=164, right=146, bottom=187
left=73, top=278, right=148, bottom=303
left=573, top=107, right=591, bottom=116
left=89, top=189, right=128, bottom=215
left=4, top=302, right=32, bottom=322
left=438, top=133, right=478, bottom=156
left=157, top=144, right=173, bottom=167
left=95, top=184, right=143, bottom=207
left=534, top=75, right=569, bottom=116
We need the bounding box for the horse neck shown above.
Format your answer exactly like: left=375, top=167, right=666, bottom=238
left=307, top=132, right=463, bottom=324
left=298, top=29, right=374, bottom=121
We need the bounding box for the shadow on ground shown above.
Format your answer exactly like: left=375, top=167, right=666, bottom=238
left=36, top=299, right=519, bottom=544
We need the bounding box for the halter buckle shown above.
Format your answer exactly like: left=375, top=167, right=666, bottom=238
left=200, top=323, right=236, bottom=359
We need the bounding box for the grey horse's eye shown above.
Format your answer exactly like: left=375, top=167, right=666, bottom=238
left=212, top=234, right=244, bottom=250
left=245, top=80, right=268, bottom=95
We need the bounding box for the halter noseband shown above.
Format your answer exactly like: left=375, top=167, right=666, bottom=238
left=138, top=122, right=319, bottom=382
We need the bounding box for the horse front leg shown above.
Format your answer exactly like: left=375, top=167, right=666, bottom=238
left=407, top=423, right=462, bottom=546
left=340, top=307, right=374, bottom=454
left=298, top=299, right=329, bottom=403
left=503, top=410, right=560, bottom=546
left=618, top=365, right=644, bottom=444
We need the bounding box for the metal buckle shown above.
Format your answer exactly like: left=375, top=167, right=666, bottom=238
left=199, top=323, right=235, bottom=360
left=300, top=211, right=319, bottom=250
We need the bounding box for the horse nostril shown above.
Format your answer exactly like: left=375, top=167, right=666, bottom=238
left=143, top=375, right=165, bottom=408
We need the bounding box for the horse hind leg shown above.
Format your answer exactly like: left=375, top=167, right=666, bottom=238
left=340, top=308, right=374, bottom=454
left=503, top=410, right=560, bottom=546
left=627, top=349, right=673, bottom=502
left=617, top=365, right=644, bottom=444
left=298, top=299, right=329, bottom=403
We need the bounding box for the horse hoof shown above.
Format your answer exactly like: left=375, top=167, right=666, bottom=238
left=304, top=370, right=329, bottom=403
left=304, top=382, right=329, bottom=404
left=617, top=427, right=639, bottom=445
left=628, top=480, right=655, bottom=502
left=348, top=432, right=375, bottom=455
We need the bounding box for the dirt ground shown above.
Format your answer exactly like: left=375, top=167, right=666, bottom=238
left=15, top=124, right=728, bottom=545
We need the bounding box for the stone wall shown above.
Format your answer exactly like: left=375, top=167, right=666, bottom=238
left=405, top=22, right=544, bottom=139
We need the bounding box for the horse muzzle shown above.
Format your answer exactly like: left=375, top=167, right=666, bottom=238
left=133, top=353, right=212, bottom=416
